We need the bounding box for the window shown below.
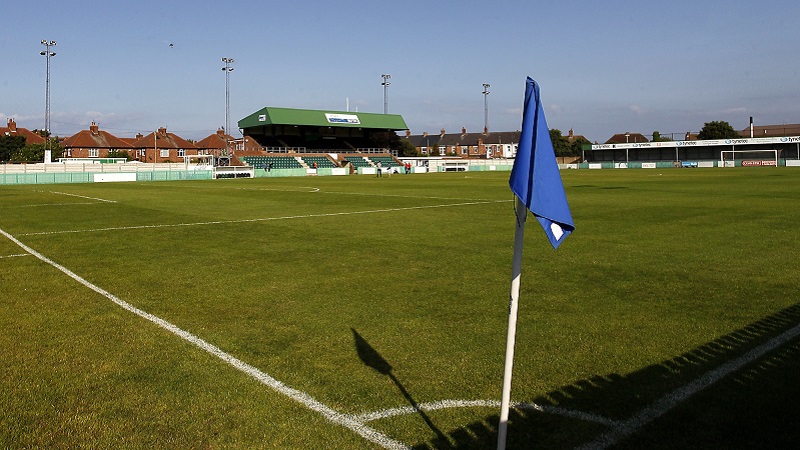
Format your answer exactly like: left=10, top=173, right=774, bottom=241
left=88, top=148, right=99, bottom=157
left=461, top=147, right=467, bottom=155
left=177, top=149, right=185, bottom=157
left=160, top=149, right=170, bottom=158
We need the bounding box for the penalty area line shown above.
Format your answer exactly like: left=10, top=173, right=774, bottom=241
left=0, top=227, right=408, bottom=450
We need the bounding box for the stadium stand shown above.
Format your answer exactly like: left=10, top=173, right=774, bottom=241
left=341, top=155, right=373, bottom=168
left=301, top=156, right=338, bottom=168
left=241, top=155, right=304, bottom=169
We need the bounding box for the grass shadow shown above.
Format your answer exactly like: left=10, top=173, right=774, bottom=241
left=351, top=328, right=448, bottom=443
left=412, top=303, right=800, bottom=449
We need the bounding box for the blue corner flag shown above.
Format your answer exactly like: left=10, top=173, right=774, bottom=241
left=509, top=77, right=575, bottom=249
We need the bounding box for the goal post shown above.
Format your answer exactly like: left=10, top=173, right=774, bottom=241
left=720, top=149, right=779, bottom=167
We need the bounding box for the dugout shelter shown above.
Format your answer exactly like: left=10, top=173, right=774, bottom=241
left=238, top=107, right=408, bottom=153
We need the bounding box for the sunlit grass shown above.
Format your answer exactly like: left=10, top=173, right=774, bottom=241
left=1, top=168, right=798, bottom=448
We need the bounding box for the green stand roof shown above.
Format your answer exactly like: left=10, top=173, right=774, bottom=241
left=238, top=107, right=408, bottom=131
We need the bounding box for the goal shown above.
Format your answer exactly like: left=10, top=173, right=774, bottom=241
left=720, top=149, right=779, bottom=167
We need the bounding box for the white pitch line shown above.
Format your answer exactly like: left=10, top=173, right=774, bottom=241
left=46, top=191, right=117, bottom=203
left=0, top=253, right=30, bottom=259
left=578, top=320, right=800, bottom=450
left=353, top=399, right=618, bottom=427
left=0, top=227, right=408, bottom=450
left=19, top=200, right=507, bottom=237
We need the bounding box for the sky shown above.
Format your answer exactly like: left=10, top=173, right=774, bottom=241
left=2, top=0, right=800, bottom=143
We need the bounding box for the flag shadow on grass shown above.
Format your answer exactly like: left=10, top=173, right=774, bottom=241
left=411, top=302, right=800, bottom=449
left=351, top=328, right=448, bottom=443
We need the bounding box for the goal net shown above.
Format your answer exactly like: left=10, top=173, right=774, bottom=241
left=720, top=149, right=779, bottom=167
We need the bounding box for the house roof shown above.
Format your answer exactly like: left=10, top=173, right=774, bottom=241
left=740, top=123, right=800, bottom=137
left=439, top=131, right=485, bottom=146
left=131, top=127, right=196, bottom=149
left=194, top=129, right=235, bottom=150
left=62, top=123, right=133, bottom=149
left=1, top=119, right=46, bottom=144
left=605, top=132, right=649, bottom=144
left=238, top=107, right=408, bottom=130
left=405, top=130, right=521, bottom=147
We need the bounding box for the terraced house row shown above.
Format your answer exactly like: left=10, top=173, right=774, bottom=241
left=3, top=118, right=240, bottom=163
left=64, top=123, right=244, bottom=162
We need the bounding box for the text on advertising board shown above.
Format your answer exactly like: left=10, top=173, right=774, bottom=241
left=325, top=113, right=360, bottom=124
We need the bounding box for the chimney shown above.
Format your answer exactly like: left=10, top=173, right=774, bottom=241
left=136, top=133, right=143, bottom=139
left=569, top=128, right=574, bottom=138
left=422, top=132, right=428, bottom=138
left=440, top=128, right=446, bottom=137
left=217, top=128, right=225, bottom=136
left=90, top=122, right=99, bottom=134
left=461, top=127, right=467, bottom=136
left=483, top=126, right=488, bottom=135
left=7, top=118, right=16, bottom=132
left=405, top=130, right=411, bottom=137
left=158, top=127, right=167, bottom=136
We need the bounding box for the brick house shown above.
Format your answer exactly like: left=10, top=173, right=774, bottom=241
left=131, top=127, right=197, bottom=163
left=404, top=128, right=520, bottom=158
left=61, top=122, right=134, bottom=159
left=194, top=128, right=236, bottom=156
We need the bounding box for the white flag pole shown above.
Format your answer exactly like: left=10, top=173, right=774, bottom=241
left=497, top=196, right=528, bottom=450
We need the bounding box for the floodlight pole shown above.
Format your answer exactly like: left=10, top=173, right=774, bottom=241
left=483, top=83, right=491, bottom=133
left=40, top=39, right=56, bottom=163
left=222, top=57, right=234, bottom=157
left=381, top=74, right=391, bottom=114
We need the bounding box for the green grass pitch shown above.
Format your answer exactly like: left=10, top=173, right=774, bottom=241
left=1, top=169, right=799, bottom=448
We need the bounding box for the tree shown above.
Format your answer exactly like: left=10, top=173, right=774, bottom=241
left=107, top=149, right=133, bottom=160
left=0, top=135, right=27, bottom=162
left=11, top=138, right=63, bottom=162
left=569, top=136, right=591, bottom=156
left=396, top=139, right=419, bottom=157
left=549, top=129, right=571, bottom=156
left=697, top=121, right=739, bottom=140
left=652, top=131, right=672, bottom=142
left=371, top=131, right=419, bottom=156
